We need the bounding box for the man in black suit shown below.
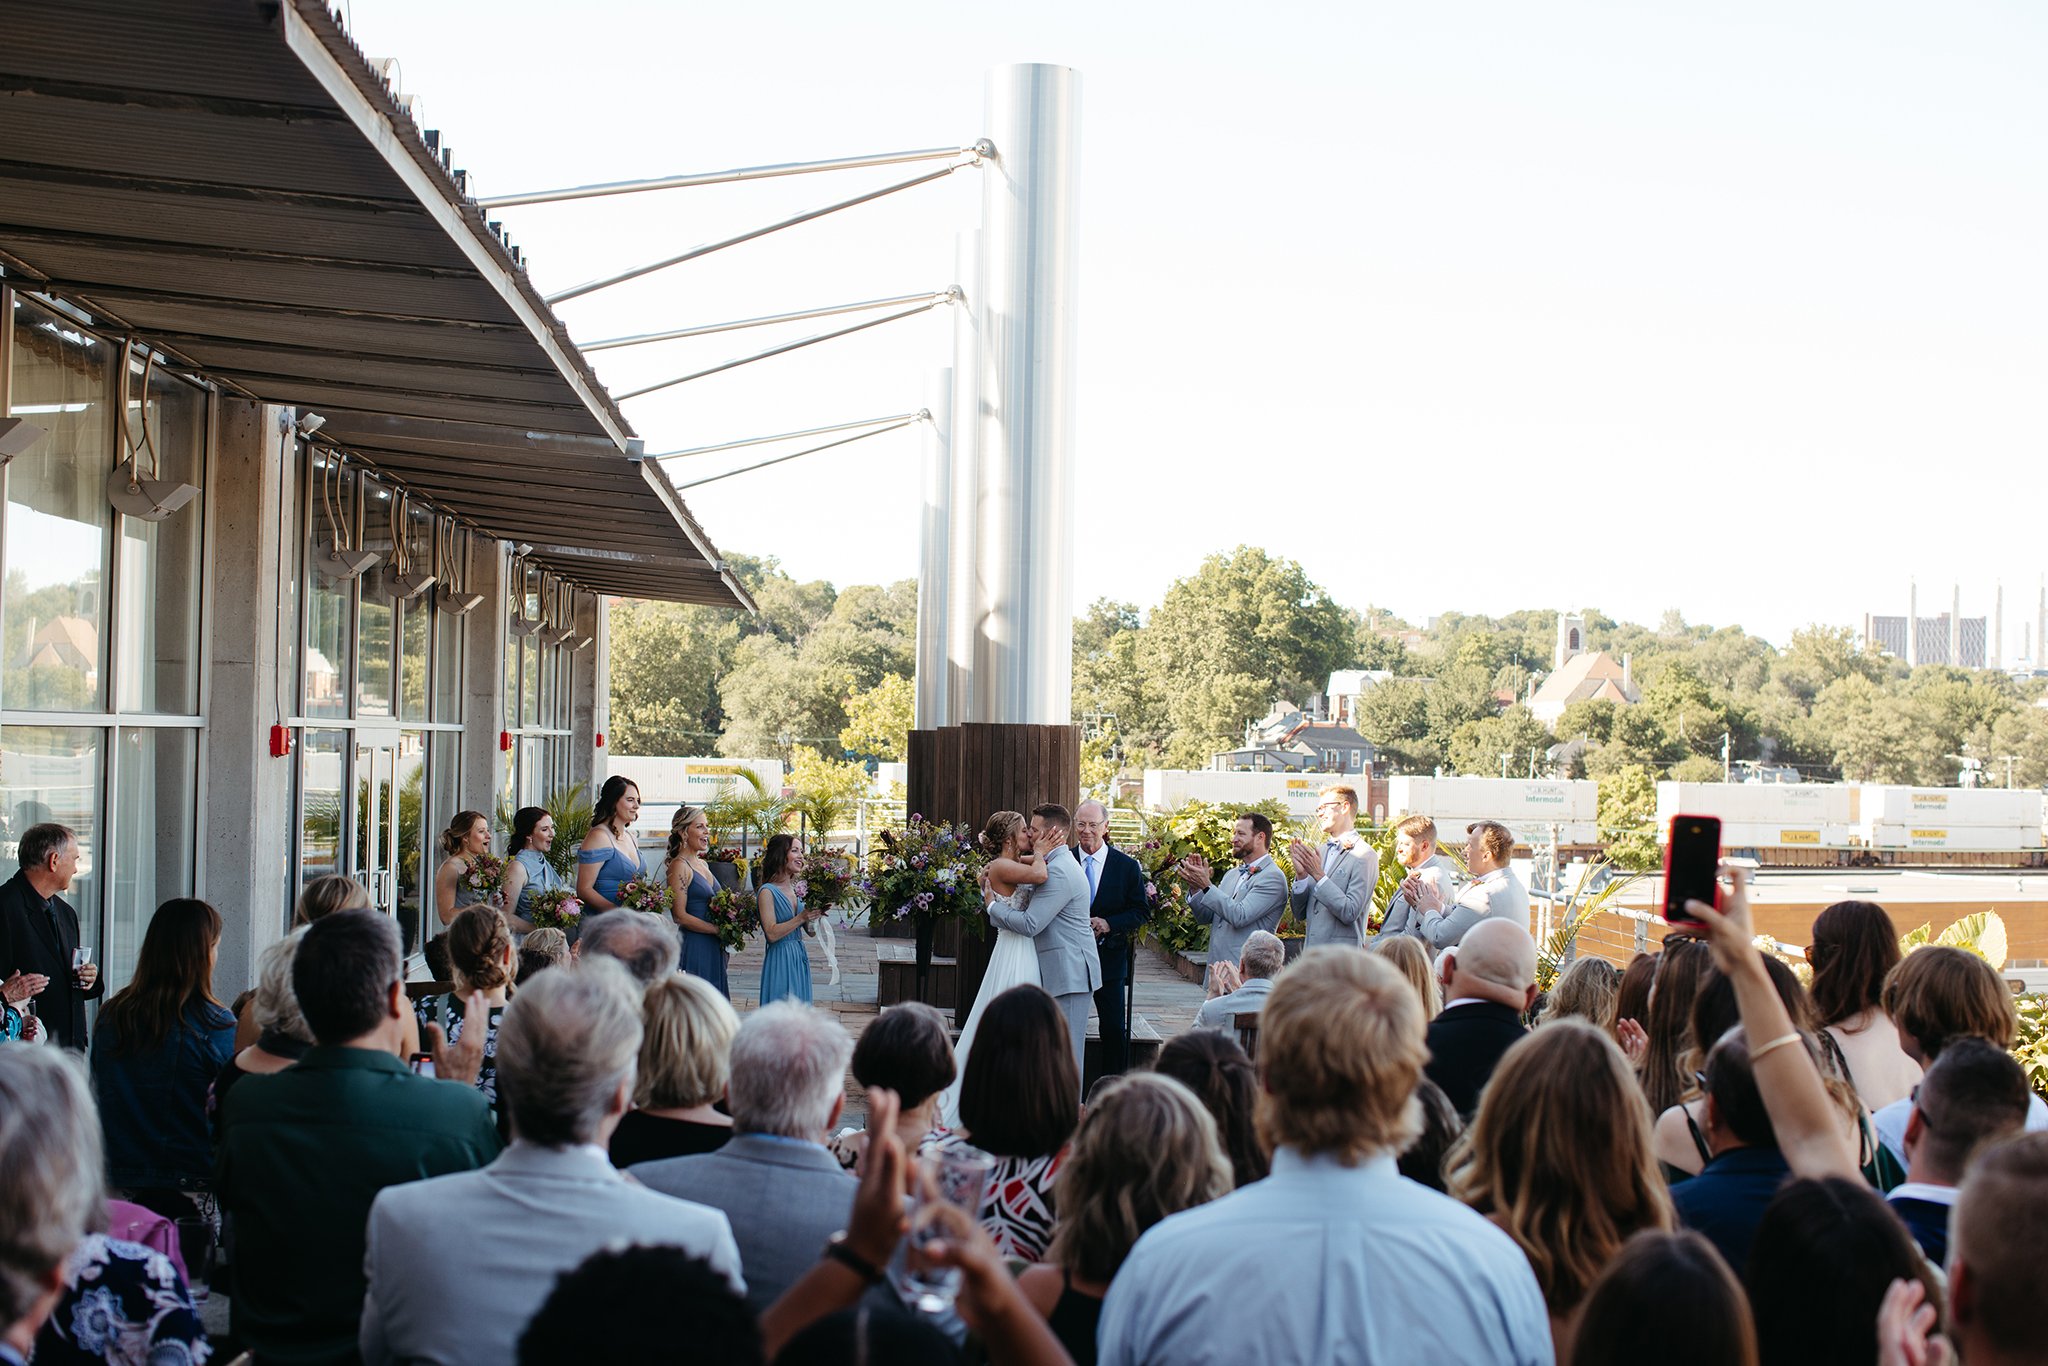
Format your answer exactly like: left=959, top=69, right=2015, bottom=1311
left=1074, top=800, right=1148, bottom=1078
left=0, top=823, right=101, bottom=1049
left=1422, top=917, right=1536, bottom=1118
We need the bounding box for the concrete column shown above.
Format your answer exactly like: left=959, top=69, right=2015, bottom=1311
left=201, top=397, right=297, bottom=998
left=461, top=537, right=509, bottom=814
left=571, top=592, right=602, bottom=797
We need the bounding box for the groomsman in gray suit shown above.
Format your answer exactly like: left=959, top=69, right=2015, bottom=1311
left=1287, top=784, right=1378, bottom=949
left=1378, top=814, right=1463, bottom=940
left=1180, top=813, right=1288, bottom=989
left=984, top=803, right=1101, bottom=1094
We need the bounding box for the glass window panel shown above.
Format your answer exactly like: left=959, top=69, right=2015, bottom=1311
left=114, top=365, right=205, bottom=715
left=298, top=729, right=346, bottom=884
left=397, top=596, right=429, bottom=722
left=395, top=732, right=426, bottom=956
left=503, top=631, right=518, bottom=731
left=6, top=299, right=111, bottom=712
left=432, top=590, right=463, bottom=723
left=303, top=461, right=352, bottom=718
left=520, top=635, right=538, bottom=727
left=520, top=736, right=545, bottom=806
left=424, top=730, right=460, bottom=929
left=108, top=726, right=197, bottom=988
left=0, top=724, right=102, bottom=958
left=356, top=480, right=395, bottom=717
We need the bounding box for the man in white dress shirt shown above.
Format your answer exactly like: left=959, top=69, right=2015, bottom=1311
left=1287, top=785, right=1377, bottom=949
left=1377, top=814, right=1462, bottom=940
left=1417, top=821, right=1527, bottom=951
left=1180, top=814, right=1288, bottom=991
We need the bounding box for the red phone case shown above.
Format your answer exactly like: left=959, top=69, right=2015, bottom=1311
left=1661, top=814, right=1721, bottom=925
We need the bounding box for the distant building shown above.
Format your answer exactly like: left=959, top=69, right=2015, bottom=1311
left=1528, top=651, right=1639, bottom=727
left=1863, top=613, right=1986, bottom=669
left=1216, top=714, right=1379, bottom=775
left=1317, top=669, right=1391, bottom=725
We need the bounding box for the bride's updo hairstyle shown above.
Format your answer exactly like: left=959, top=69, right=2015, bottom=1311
left=979, top=811, right=1025, bottom=858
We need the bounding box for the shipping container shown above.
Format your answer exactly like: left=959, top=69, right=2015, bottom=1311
left=1656, top=782, right=1856, bottom=827
left=1864, top=824, right=2045, bottom=852
left=1143, top=770, right=1349, bottom=821
left=1857, top=786, right=2046, bottom=828
left=1386, top=776, right=1598, bottom=824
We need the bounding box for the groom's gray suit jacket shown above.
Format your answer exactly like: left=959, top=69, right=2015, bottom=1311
left=986, top=844, right=1102, bottom=997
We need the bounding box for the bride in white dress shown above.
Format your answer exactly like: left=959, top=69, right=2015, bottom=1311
left=939, top=810, right=1051, bottom=1130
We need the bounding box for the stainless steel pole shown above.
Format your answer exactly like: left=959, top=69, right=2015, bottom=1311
left=945, top=229, right=984, bottom=724
left=973, top=65, right=1080, bottom=726
left=916, top=368, right=954, bottom=729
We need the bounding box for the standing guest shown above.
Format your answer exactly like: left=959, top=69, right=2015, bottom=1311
left=1371, top=932, right=1442, bottom=1017
left=1423, top=917, right=1539, bottom=1119
left=292, top=872, right=371, bottom=927
left=517, top=927, right=570, bottom=984
left=1569, top=1230, right=1758, bottom=1366
left=90, top=899, right=235, bottom=1220
left=608, top=973, right=740, bottom=1167
left=1875, top=945, right=2048, bottom=1163
left=1191, top=930, right=1284, bottom=1030
left=361, top=960, right=742, bottom=1365
left=1153, top=1030, right=1267, bottom=1189
left=1399, top=1078, right=1466, bottom=1193
left=1417, top=821, right=1526, bottom=951
left=433, top=810, right=496, bottom=927
left=1075, top=800, right=1149, bottom=1078
left=1886, top=1037, right=2030, bottom=1264
left=1653, top=956, right=1818, bottom=1180
left=756, top=834, right=822, bottom=1006
left=938, top=984, right=1081, bottom=1263
left=663, top=803, right=730, bottom=997
left=579, top=906, right=682, bottom=987
left=1448, top=1020, right=1675, bottom=1356
left=1667, top=1028, right=1796, bottom=1271
left=1536, top=956, right=1621, bottom=1031
left=1286, top=784, right=1378, bottom=950
left=0, top=824, right=101, bottom=1049
left=828, top=1002, right=955, bottom=1173
left=1614, top=951, right=1656, bottom=1037
left=1744, top=1177, right=1940, bottom=1366
left=1097, top=949, right=1552, bottom=1365
left=1378, top=814, right=1463, bottom=941
left=1018, top=1074, right=1234, bottom=1365
left=632, top=1001, right=855, bottom=1315
left=211, top=929, right=312, bottom=1128
left=216, top=909, right=499, bottom=1366
left=1638, top=937, right=1712, bottom=1118
left=0, top=1049, right=110, bottom=1362
left=500, top=806, right=570, bottom=937
left=1946, top=1132, right=2048, bottom=1366
left=576, top=776, right=646, bottom=912
left=1808, top=900, right=1921, bottom=1111
left=1, top=971, right=47, bottom=1044
left=415, top=905, right=515, bottom=1110
left=1179, top=813, right=1287, bottom=985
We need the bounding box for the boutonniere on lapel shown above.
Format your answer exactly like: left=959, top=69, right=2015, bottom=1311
left=1334, top=832, right=1362, bottom=852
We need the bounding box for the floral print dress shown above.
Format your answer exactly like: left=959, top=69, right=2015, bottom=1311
left=34, top=1232, right=209, bottom=1365
left=414, top=994, right=505, bottom=1109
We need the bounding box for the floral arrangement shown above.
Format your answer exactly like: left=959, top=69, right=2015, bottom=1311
left=461, top=852, right=505, bottom=898
left=706, top=886, right=754, bottom=954
left=796, top=850, right=852, bottom=910
left=706, top=847, right=748, bottom=869
left=616, top=874, right=674, bottom=919
left=860, top=815, right=986, bottom=933
left=526, top=888, right=583, bottom=933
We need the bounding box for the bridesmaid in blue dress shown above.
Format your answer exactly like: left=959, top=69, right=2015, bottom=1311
left=755, top=834, right=820, bottom=1005
left=576, top=776, right=646, bottom=910
left=663, top=804, right=730, bottom=998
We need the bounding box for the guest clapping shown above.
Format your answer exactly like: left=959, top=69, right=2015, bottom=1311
left=1417, top=820, right=1526, bottom=950
left=434, top=810, right=496, bottom=926
left=608, top=974, right=740, bottom=1167
left=416, top=905, right=515, bottom=1109
left=1286, top=785, right=1377, bottom=949
left=1191, top=930, right=1284, bottom=1030
left=1179, top=813, right=1286, bottom=981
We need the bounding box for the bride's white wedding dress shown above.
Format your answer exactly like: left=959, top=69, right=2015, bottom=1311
left=939, top=883, right=1042, bottom=1130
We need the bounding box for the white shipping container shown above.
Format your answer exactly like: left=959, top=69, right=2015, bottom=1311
left=1857, top=786, right=2046, bottom=828
left=1864, top=824, right=2045, bottom=852
left=1386, top=776, right=1597, bottom=824
left=1656, top=782, right=1856, bottom=827
left=1143, top=770, right=1344, bottom=821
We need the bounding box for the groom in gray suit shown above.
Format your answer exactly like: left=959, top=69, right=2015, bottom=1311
left=984, top=802, right=1101, bottom=1094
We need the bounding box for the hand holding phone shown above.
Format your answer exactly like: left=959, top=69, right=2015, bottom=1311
left=408, top=1052, right=436, bottom=1078
left=1662, top=815, right=1722, bottom=927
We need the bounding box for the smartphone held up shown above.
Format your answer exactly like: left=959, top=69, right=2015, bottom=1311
left=1662, top=814, right=1722, bottom=927
left=408, top=1052, right=436, bottom=1078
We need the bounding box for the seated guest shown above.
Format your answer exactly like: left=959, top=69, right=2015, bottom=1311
left=580, top=907, right=682, bottom=987
left=89, top=899, right=236, bottom=1219
left=415, top=904, right=514, bottom=1109
left=1179, top=814, right=1287, bottom=974
left=632, top=1000, right=856, bottom=1315
left=362, top=960, right=742, bottom=1363
left=0, top=1049, right=107, bottom=1361
left=1808, top=900, right=1920, bottom=1112
left=1155, top=1031, right=1268, bottom=1188
left=1378, top=813, right=1462, bottom=941
left=1744, top=1177, right=1939, bottom=1366
left=1570, top=1230, right=1758, bottom=1366
left=1018, top=1073, right=1234, bottom=1365
left=293, top=872, right=372, bottom=928
left=211, top=928, right=312, bottom=1129
left=1399, top=1077, right=1465, bottom=1193
left=1191, top=930, right=1285, bottom=1030
left=1536, top=956, right=1620, bottom=1031
left=1423, top=917, right=1539, bottom=1118
left=931, top=985, right=1080, bottom=1263
left=1947, top=1132, right=2048, bottom=1366
left=517, top=1245, right=761, bottom=1366
left=1098, top=949, right=1552, bottom=1364
left=1371, top=933, right=1441, bottom=1017
left=517, top=927, right=571, bottom=984
left=829, top=1002, right=955, bottom=1172
left=35, top=1222, right=207, bottom=1366
left=216, top=909, right=500, bottom=1366
left=1887, top=1036, right=2030, bottom=1264
left=608, top=974, right=740, bottom=1167
left=1417, top=820, right=1526, bottom=950
left=1448, top=1020, right=1674, bottom=1356
left=1874, top=946, right=2048, bottom=1164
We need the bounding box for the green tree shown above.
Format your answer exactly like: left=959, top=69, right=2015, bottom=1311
left=716, top=637, right=851, bottom=762
left=840, top=673, right=915, bottom=762
left=1353, top=677, right=1437, bottom=773
left=1669, top=754, right=1725, bottom=783
left=1986, top=707, right=2048, bottom=788
left=1552, top=697, right=1621, bottom=746
left=1809, top=675, right=1943, bottom=783
left=1446, top=706, right=1552, bottom=777
left=1597, top=764, right=1661, bottom=870
left=1773, top=624, right=1885, bottom=704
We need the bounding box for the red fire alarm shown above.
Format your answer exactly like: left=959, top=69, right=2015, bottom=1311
left=499, top=730, right=513, bottom=752
left=269, top=725, right=294, bottom=758
left=595, top=732, right=606, bottom=748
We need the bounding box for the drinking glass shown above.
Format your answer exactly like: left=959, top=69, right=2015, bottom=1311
left=902, top=1144, right=993, bottom=1314
left=174, top=1217, right=214, bottom=1306
left=71, top=946, right=91, bottom=984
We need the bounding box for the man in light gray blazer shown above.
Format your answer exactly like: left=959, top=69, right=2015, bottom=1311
left=1181, top=812, right=1289, bottom=980
left=1379, top=814, right=1465, bottom=940
left=1192, top=931, right=1285, bottom=1029
left=632, top=1001, right=858, bottom=1315
left=985, top=803, right=1101, bottom=1092
left=360, top=961, right=742, bottom=1366
left=1287, top=784, right=1379, bottom=949
left=1419, top=820, right=1528, bottom=950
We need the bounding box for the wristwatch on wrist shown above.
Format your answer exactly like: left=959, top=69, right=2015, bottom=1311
left=823, top=1233, right=884, bottom=1285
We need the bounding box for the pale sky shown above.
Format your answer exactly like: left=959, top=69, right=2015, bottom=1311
left=349, top=1, right=2047, bottom=652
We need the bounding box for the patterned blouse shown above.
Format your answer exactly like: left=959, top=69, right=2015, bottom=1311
left=33, top=1232, right=209, bottom=1365
left=413, top=994, right=505, bottom=1108
left=923, top=1131, right=1067, bottom=1264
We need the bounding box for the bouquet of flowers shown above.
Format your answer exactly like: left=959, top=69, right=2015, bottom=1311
left=461, top=852, right=505, bottom=899
left=706, top=886, right=754, bottom=954
left=527, top=887, right=583, bottom=933
left=795, top=850, right=851, bottom=910
left=616, top=874, right=674, bottom=919
left=707, top=846, right=747, bottom=870
left=1136, top=833, right=1200, bottom=915
left=861, top=815, right=986, bottom=933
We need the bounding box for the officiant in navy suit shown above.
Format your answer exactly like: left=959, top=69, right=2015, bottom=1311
left=1073, top=800, right=1148, bottom=1078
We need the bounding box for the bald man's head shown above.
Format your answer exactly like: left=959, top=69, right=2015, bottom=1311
left=1073, top=800, right=1109, bottom=854
left=1443, top=918, right=1538, bottom=1011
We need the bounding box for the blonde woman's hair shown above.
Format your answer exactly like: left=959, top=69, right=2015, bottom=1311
left=439, top=810, right=489, bottom=857
left=1255, top=948, right=1428, bottom=1164
left=252, top=929, right=312, bottom=1044
left=1538, top=955, right=1621, bottom=1032
left=293, top=873, right=370, bottom=927
left=636, top=972, right=742, bottom=1110
left=1048, top=1072, right=1234, bottom=1284
left=444, top=904, right=514, bottom=995
left=521, top=928, right=570, bottom=969
left=1446, top=1020, right=1675, bottom=1315
left=978, top=810, right=1024, bottom=858
left=665, top=804, right=704, bottom=864
left=1371, top=934, right=1442, bottom=1018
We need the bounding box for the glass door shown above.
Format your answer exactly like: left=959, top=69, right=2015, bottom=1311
left=353, top=729, right=406, bottom=949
